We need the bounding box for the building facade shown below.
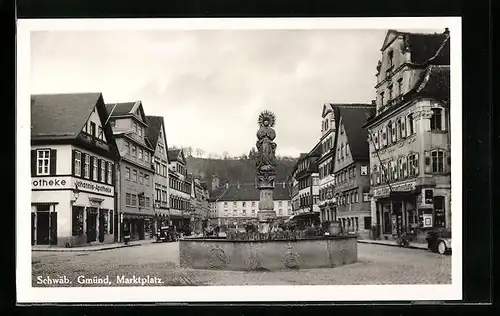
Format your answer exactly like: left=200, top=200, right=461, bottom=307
left=167, top=149, right=192, bottom=230
left=145, top=115, right=171, bottom=232
left=329, top=104, right=374, bottom=238
left=364, top=29, right=451, bottom=241
left=289, top=145, right=321, bottom=227
left=190, top=175, right=210, bottom=233
left=211, top=182, right=292, bottom=230
left=31, top=93, right=119, bottom=247
left=106, top=101, right=156, bottom=241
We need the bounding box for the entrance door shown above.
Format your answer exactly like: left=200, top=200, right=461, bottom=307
left=49, top=212, right=58, bottom=245
left=36, top=211, right=50, bottom=245
left=86, top=209, right=97, bottom=243
left=113, top=212, right=118, bottom=242
left=31, top=213, right=36, bottom=245
left=98, top=211, right=105, bottom=242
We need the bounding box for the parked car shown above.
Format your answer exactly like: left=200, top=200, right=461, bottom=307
left=156, top=226, right=178, bottom=242
left=426, top=228, right=451, bottom=255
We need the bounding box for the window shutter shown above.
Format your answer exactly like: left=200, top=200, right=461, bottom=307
left=424, top=151, right=431, bottom=173
left=49, top=149, right=57, bottom=175
left=89, top=156, right=94, bottom=179
left=31, top=150, right=37, bottom=176
left=72, top=150, right=76, bottom=175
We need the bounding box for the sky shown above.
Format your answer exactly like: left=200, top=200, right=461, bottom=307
left=30, top=28, right=442, bottom=158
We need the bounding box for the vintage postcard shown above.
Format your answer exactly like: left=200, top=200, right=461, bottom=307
left=17, top=17, right=462, bottom=303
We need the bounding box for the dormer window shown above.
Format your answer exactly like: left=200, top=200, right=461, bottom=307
left=90, top=122, right=96, bottom=137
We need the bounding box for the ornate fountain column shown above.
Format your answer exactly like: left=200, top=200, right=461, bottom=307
left=255, top=111, right=278, bottom=234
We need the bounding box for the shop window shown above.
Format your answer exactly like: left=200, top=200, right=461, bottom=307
left=433, top=196, right=446, bottom=228
left=430, top=108, right=443, bottom=131
left=71, top=206, right=84, bottom=236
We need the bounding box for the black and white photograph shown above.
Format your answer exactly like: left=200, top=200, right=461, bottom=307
left=16, top=17, right=462, bottom=303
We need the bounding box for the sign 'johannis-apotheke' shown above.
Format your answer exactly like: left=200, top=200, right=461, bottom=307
left=32, top=176, right=114, bottom=197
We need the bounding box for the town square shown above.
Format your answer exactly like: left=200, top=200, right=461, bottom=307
left=25, top=23, right=454, bottom=291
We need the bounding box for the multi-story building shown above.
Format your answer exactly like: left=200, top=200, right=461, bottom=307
left=211, top=182, right=292, bottom=230
left=31, top=93, right=119, bottom=247
left=105, top=101, right=156, bottom=241
left=364, top=29, right=451, bottom=241
left=289, top=144, right=321, bottom=227
left=145, top=115, right=171, bottom=231
left=189, top=175, right=210, bottom=233
left=328, top=103, right=374, bottom=238
left=167, top=149, right=192, bottom=230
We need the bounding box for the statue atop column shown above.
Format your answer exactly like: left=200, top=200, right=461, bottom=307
left=255, top=110, right=277, bottom=233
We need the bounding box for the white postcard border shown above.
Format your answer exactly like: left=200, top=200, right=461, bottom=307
left=17, top=17, right=462, bottom=303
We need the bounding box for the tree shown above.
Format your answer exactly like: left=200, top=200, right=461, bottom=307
left=195, top=148, right=205, bottom=158
left=222, top=151, right=229, bottom=159
left=240, top=153, right=248, bottom=160
left=183, top=146, right=193, bottom=157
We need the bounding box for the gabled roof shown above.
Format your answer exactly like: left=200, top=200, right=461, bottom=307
left=216, top=182, right=291, bottom=202
left=145, top=115, right=167, bottom=149
left=31, top=92, right=102, bottom=139
left=168, top=148, right=185, bottom=163
left=321, top=103, right=333, bottom=118
left=105, top=101, right=148, bottom=124
left=334, top=104, right=375, bottom=161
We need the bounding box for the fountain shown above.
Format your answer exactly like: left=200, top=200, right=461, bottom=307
left=178, top=111, right=358, bottom=271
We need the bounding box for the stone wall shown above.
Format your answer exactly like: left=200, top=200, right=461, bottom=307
left=179, top=236, right=357, bottom=271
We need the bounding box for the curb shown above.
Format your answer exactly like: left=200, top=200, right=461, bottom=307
left=32, top=243, right=143, bottom=252
left=357, top=240, right=428, bottom=251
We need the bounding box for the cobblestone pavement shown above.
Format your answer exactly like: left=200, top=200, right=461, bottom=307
left=32, top=242, right=451, bottom=286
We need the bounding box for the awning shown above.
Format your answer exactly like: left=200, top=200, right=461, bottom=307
left=293, top=212, right=320, bottom=219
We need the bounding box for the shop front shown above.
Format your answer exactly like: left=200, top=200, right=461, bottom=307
left=31, top=176, right=116, bottom=247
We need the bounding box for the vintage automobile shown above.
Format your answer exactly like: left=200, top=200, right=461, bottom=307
left=156, top=226, right=178, bottom=242
left=426, top=228, right=452, bottom=255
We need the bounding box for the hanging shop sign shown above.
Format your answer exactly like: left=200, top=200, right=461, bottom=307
left=373, top=181, right=416, bottom=198
left=32, top=176, right=114, bottom=197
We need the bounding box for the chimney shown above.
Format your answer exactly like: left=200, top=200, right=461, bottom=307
left=444, top=27, right=449, bottom=35
left=371, top=99, right=376, bottom=106
left=212, top=175, right=219, bottom=190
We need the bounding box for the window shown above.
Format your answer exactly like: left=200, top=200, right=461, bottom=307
left=144, top=174, right=150, bottom=186
left=125, top=142, right=130, bottom=154
left=138, top=126, right=143, bottom=137
left=158, top=144, right=164, bottom=154
left=278, top=201, right=282, bottom=207
left=224, top=202, right=228, bottom=208
left=91, top=157, right=98, bottom=180
left=388, top=50, right=394, bottom=67
left=100, top=160, right=106, bottom=182
left=126, top=193, right=131, bottom=206
left=355, top=192, right=359, bottom=203
left=407, top=114, right=415, bottom=135
left=346, top=143, right=350, bottom=156
left=71, top=206, right=84, bottom=236
left=233, top=209, right=237, bottom=216
left=233, top=202, right=237, bottom=206
left=252, top=209, right=256, bottom=215
left=132, top=122, right=138, bottom=133
left=138, top=194, right=145, bottom=207
left=139, top=172, right=144, bottom=184
left=391, top=160, right=398, bottom=180
left=391, top=121, right=397, bottom=143
left=431, top=150, right=445, bottom=173
left=125, top=167, right=130, bottom=180
left=132, top=145, right=137, bottom=157
left=107, top=162, right=113, bottom=184
left=340, top=124, right=344, bottom=134
left=145, top=197, right=151, bottom=208
left=388, top=84, right=393, bottom=101
left=90, top=122, right=96, bottom=137
left=139, top=149, right=143, bottom=160
left=74, top=151, right=81, bottom=176
left=84, top=154, right=90, bottom=179
left=397, top=78, right=403, bottom=95
left=363, top=193, right=370, bottom=202
left=408, top=153, right=419, bottom=176
left=251, top=201, right=255, bottom=207
left=155, top=161, right=160, bottom=174
left=37, top=150, right=50, bottom=175
left=430, top=108, right=443, bottom=130
left=398, top=157, right=404, bottom=179
left=144, top=151, right=149, bottom=163
left=380, top=92, right=385, bottom=106
left=162, top=165, right=168, bottom=177
left=402, top=157, right=408, bottom=178
left=98, top=126, right=103, bottom=140
left=279, top=209, right=283, bottom=215
left=341, top=144, right=344, bottom=158
left=360, top=165, right=368, bottom=176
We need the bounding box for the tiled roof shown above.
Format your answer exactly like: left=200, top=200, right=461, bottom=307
left=216, top=182, right=291, bottom=202
left=145, top=115, right=164, bottom=148
left=416, top=65, right=450, bottom=99
left=104, top=102, right=136, bottom=117
left=404, top=32, right=449, bottom=64
left=31, top=92, right=102, bottom=139
left=336, top=104, right=375, bottom=161
left=168, top=149, right=181, bottom=162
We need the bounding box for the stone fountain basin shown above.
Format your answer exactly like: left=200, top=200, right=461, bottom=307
left=179, top=236, right=357, bottom=271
